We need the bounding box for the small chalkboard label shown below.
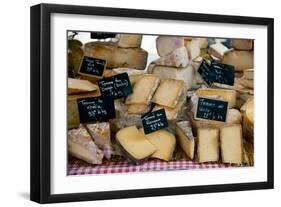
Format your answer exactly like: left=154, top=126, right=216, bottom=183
left=141, top=109, right=168, bottom=134
left=78, top=56, right=106, bottom=77
left=198, top=59, right=235, bottom=86
left=196, top=97, right=228, bottom=122
left=77, top=96, right=115, bottom=123
left=90, top=32, right=117, bottom=39
left=98, top=73, right=133, bottom=99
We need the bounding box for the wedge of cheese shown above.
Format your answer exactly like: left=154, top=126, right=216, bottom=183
left=208, top=43, right=230, bottom=59
left=117, top=34, right=142, bottom=48
left=222, top=50, right=253, bottom=71
left=84, top=41, right=148, bottom=70
left=154, top=47, right=189, bottom=68
left=220, top=124, right=243, bottom=164
left=68, top=78, right=98, bottom=94
left=116, top=126, right=156, bottom=164
left=175, top=121, right=195, bottom=159
left=140, top=129, right=176, bottom=161
left=152, top=79, right=185, bottom=108
left=86, top=122, right=112, bottom=159
left=150, top=65, right=194, bottom=89
left=126, top=75, right=160, bottom=105
left=68, top=125, right=104, bottom=164
left=156, top=36, right=185, bottom=57
left=197, top=128, right=219, bottom=163
left=232, top=39, right=253, bottom=50
left=196, top=88, right=237, bottom=108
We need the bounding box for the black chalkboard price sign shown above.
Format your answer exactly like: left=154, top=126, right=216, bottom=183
left=198, top=59, right=214, bottom=85
left=78, top=56, right=106, bottom=77
left=195, top=97, right=228, bottom=122
left=77, top=96, right=115, bottom=123
left=98, top=73, right=133, bottom=99
left=141, top=109, right=168, bottom=134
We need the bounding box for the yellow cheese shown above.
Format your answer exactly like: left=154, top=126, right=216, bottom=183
left=197, top=128, right=219, bottom=163
left=116, top=126, right=156, bottom=161
left=117, top=34, right=142, bottom=48
left=127, top=104, right=150, bottom=114
left=68, top=78, right=98, bottom=94
left=220, top=124, right=243, bottom=164
left=140, top=129, right=176, bottom=161
left=175, top=121, right=195, bottom=159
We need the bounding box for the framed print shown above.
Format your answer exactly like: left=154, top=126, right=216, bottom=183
left=30, top=3, right=274, bottom=203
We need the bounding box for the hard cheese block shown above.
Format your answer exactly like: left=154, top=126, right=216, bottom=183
left=220, top=124, right=243, bottom=164
left=84, top=41, right=148, bottom=70
left=68, top=78, right=98, bottom=94
left=156, top=36, right=185, bottom=57
left=150, top=64, right=194, bottom=89
left=222, top=50, right=253, bottom=71
left=232, top=39, right=253, bottom=50
left=86, top=122, right=112, bottom=159
left=116, top=126, right=156, bottom=163
left=68, top=125, right=104, bottom=164
left=175, top=121, right=195, bottom=159
left=140, top=129, right=176, bottom=161
left=197, top=128, right=219, bottom=163
left=196, top=88, right=237, bottom=108
left=154, top=47, right=189, bottom=68
left=117, top=34, right=142, bottom=48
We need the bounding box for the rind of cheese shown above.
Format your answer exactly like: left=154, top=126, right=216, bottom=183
left=222, top=50, right=253, bottom=71
left=197, top=128, right=219, bottom=163
left=140, top=129, right=176, bottom=161
left=117, top=34, right=142, bottom=48
left=154, top=47, right=189, bottom=68
left=156, top=36, right=185, bottom=57
left=150, top=65, right=194, bottom=90
left=208, top=43, right=230, bottom=59
left=68, top=125, right=104, bottom=164
left=152, top=79, right=185, bottom=108
left=68, top=78, right=98, bottom=94
left=116, top=126, right=156, bottom=161
left=127, top=104, right=150, bottom=114
left=86, top=122, right=112, bottom=159
left=126, top=75, right=160, bottom=105
left=220, top=124, right=243, bottom=164
left=175, top=121, right=195, bottom=159
left=196, top=88, right=237, bottom=108
left=84, top=41, right=148, bottom=70
left=232, top=39, right=253, bottom=50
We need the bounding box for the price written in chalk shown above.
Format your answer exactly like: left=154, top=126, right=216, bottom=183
left=141, top=109, right=168, bottom=134
left=98, top=73, right=133, bottom=99
left=77, top=96, right=115, bottom=123
left=78, top=56, right=106, bottom=77
left=195, top=97, right=228, bottom=122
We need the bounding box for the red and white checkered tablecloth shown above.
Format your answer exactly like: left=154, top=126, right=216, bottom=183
left=68, top=159, right=233, bottom=175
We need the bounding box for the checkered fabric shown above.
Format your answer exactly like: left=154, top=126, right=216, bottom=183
left=68, top=159, right=233, bottom=175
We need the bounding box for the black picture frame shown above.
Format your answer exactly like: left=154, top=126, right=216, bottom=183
left=30, top=3, right=274, bottom=204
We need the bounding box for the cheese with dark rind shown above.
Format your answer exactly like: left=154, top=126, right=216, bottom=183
left=156, top=36, right=185, bottom=57
left=84, top=41, right=148, bottom=70
left=175, top=121, right=195, bottom=159
left=197, top=128, right=219, bottom=163
left=220, top=124, right=243, bottom=164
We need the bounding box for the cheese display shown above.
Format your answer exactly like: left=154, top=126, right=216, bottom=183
left=140, top=129, right=176, bottom=161
left=220, top=124, right=243, bottom=164
left=67, top=31, right=255, bottom=174
left=197, top=128, right=219, bottom=163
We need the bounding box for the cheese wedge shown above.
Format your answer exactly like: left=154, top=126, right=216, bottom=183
left=117, top=34, right=142, bottom=48
left=156, top=36, right=185, bottom=57
left=116, top=126, right=156, bottom=163
left=220, top=124, right=243, bottom=164
left=68, top=78, right=98, bottom=94
left=68, top=125, right=104, bottom=164
left=222, top=50, right=253, bottom=71
left=208, top=43, right=230, bottom=59
left=150, top=65, right=194, bottom=89
left=175, top=121, right=195, bottom=159
left=152, top=79, right=185, bottom=108
left=86, top=122, right=112, bottom=159
left=232, top=39, right=253, bottom=50
left=197, top=128, right=219, bottom=163
left=126, top=75, right=160, bottom=105
left=140, top=129, right=176, bottom=161
left=154, top=47, right=189, bottom=68
left=196, top=88, right=237, bottom=108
